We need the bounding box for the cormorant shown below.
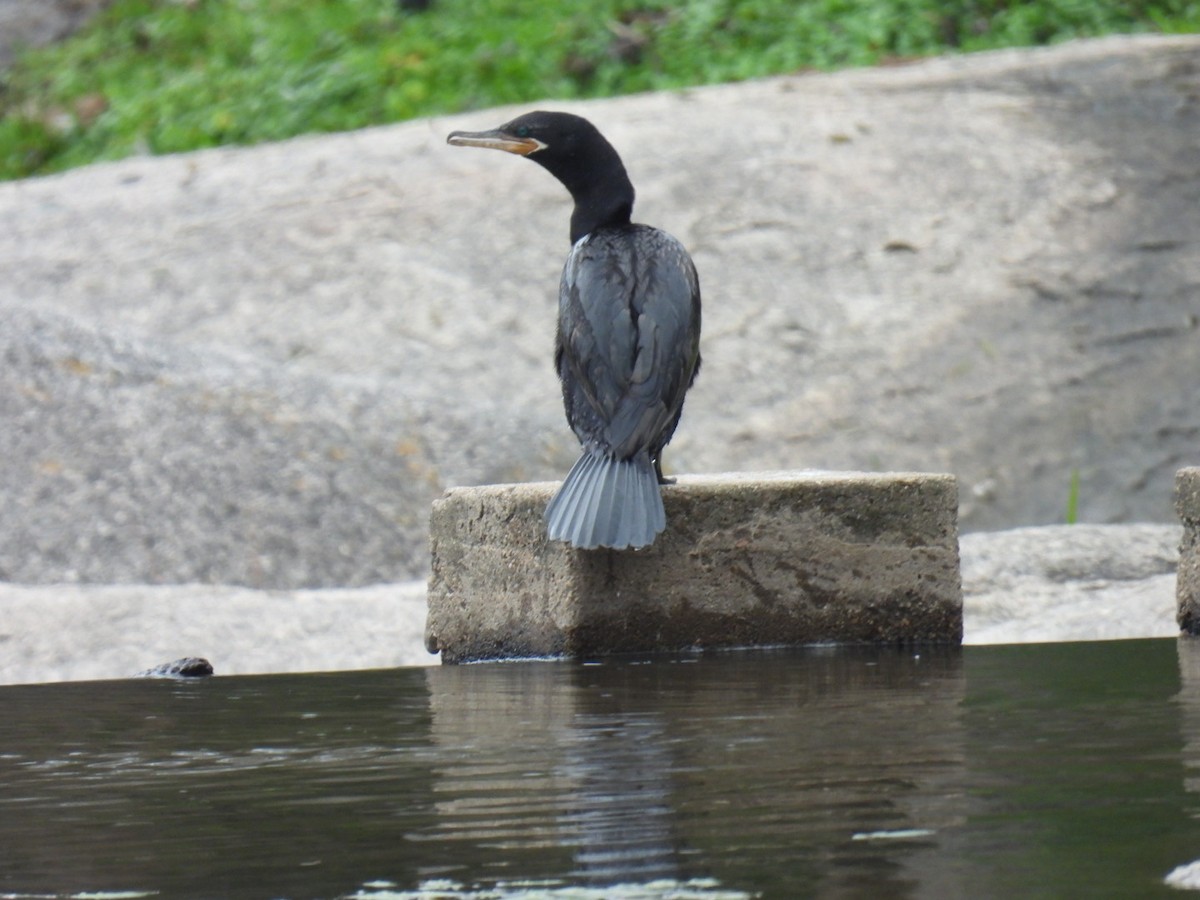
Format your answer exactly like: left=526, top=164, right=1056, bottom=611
left=447, top=111, right=701, bottom=550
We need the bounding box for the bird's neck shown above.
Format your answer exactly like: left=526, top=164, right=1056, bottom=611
left=569, top=181, right=634, bottom=244
left=556, top=154, right=635, bottom=245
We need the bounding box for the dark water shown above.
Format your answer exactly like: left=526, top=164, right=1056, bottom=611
left=3, top=639, right=1200, bottom=899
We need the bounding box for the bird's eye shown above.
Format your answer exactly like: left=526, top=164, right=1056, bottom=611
left=515, top=126, right=530, bottom=138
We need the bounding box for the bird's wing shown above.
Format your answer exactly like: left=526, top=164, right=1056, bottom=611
left=558, top=228, right=700, bottom=459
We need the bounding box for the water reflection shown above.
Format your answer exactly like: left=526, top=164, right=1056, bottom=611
left=563, top=708, right=677, bottom=883
left=3, top=642, right=1200, bottom=898
left=424, top=648, right=967, bottom=897
left=1171, top=638, right=1200, bottom=889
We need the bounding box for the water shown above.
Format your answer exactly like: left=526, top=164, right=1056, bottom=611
left=3, top=639, right=1200, bottom=898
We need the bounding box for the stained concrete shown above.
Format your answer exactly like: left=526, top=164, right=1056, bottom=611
left=1178, top=468, right=1200, bottom=634
left=426, top=471, right=961, bottom=663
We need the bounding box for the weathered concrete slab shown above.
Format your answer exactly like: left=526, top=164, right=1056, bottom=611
left=1177, top=468, right=1200, bottom=634
left=426, top=471, right=961, bottom=663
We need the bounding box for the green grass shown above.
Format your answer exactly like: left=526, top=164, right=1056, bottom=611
left=1066, top=468, right=1081, bottom=524
left=2, top=0, right=1197, bottom=180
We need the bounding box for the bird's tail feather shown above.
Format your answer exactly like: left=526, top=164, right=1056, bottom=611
left=545, top=450, right=665, bottom=550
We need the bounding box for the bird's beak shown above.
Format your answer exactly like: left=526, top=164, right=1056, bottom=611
left=446, top=128, right=546, bottom=156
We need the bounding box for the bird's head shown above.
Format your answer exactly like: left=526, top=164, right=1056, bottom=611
left=447, top=110, right=595, bottom=161
left=447, top=110, right=633, bottom=243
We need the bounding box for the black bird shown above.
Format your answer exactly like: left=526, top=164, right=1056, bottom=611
left=448, top=110, right=701, bottom=550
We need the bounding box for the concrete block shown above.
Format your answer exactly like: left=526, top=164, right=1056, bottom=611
left=426, top=471, right=962, bottom=663
left=1177, top=468, right=1200, bottom=634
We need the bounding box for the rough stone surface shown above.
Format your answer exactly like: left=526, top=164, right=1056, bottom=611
left=135, top=657, right=214, bottom=679
left=0, top=305, right=559, bottom=587
left=0, top=581, right=429, bottom=685
left=0, top=0, right=114, bottom=69
left=961, top=524, right=1180, bottom=644
left=0, top=36, right=1197, bottom=590
left=1177, top=469, right=1200, bottom=634
left=426, top=471, right=962, bottom=663
left=0, top=523, right=1180, bottom=684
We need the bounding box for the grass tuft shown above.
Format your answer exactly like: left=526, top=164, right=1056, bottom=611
left=1066, top=468, right=1081, bottom=525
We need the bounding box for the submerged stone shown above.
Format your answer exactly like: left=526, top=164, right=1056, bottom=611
left=136, top=657, right=215, bottom=679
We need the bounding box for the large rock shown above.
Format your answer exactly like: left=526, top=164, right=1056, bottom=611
left=0, top=581, right=429, bottom=685
left=961, top=524, right=1180, bottom=644
left=1, top=35, right=1197, bottom=588
left=0, top=304, right=563, bottom=586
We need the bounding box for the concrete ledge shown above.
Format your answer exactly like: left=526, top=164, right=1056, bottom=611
left=1177, top=467, right=1200, bottom=634
left=426, top=471, right=962, bottom=663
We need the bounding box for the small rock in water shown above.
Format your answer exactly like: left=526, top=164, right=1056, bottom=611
left=136, top=657, right=214, bottom=679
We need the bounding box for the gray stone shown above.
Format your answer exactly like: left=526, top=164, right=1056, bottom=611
left=0, top=0, right=114, bottom=69
left=135, top=657, right=214, bottom=679
left=0, top=304, right=561, bottom=587
left=0, top=581, right=429, bottom=685
left=426, top=471, right=962, bottom=663
left=960, top=523, right=1180, bottom=644
left=1177, top=469, right=1200, bottom=634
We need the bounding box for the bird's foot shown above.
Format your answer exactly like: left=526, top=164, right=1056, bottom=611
left=654, top=458, right=675, bottom=485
